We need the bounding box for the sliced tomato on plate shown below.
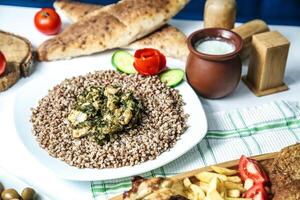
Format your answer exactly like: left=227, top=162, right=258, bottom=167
left=133, top=48, right=166, bottom=75
left=243, top=183, right=268, bottom=200
left=0, top=51, right=6, bottom=76
left=239, top=155, right=269, bottom=184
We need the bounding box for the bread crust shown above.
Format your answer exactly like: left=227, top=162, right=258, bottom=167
left=54, top=0, right=102, bottom=22
left=270, top=143, right=300, bottom=191
left=38, top=0, right=189, bottom=61
left=125, top=25, right=188, bottom=61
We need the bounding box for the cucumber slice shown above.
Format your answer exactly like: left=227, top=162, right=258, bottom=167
left=159, top=69, right=185, bottom=87
left=112, top=50, right=137, bottom=74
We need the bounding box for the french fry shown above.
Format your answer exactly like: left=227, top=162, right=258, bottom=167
left=208, top=177, right=220, bottom=193
left=211, top=166, right=238, bottom=176
left=195, top=171, right=227, bottom=183
left=224, top=182, right=246, bottom=192
left=208, top=177, right=226, bottom=197
left=183, top=177, right=192, bottom=188
left=186, top=191, right=196, bottom=200
left=206, top=189, right=225, bottom=200
left=227, top=176, right=242, bottom=183
left=190, top=184, right=206, bottom=200
left=227, top=189, right=240, bottom=198
left=196, top=182, right=209, bottom=193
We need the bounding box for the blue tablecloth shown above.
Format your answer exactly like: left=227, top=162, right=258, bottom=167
left=1, top=0, right=299, bottom=26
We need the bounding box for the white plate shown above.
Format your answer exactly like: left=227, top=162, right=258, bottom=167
left=13, top=55, right=207, bottom=181
left=0, top=167, right=50, bottom=200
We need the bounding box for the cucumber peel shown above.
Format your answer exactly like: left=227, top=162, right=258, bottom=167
left=112, top=50, right=137, bottom=74
left=159, top=69, right=185, bottom=87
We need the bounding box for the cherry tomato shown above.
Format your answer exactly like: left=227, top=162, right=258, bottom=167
left=133, top=48, right=166, bottom=75
left=0, top=51, right=6, bottom=76
left=34, top=8, right=61, bottom=35
left=243, top=183, right=268, bottom=200
left=239, top=155, right=269, bottom=184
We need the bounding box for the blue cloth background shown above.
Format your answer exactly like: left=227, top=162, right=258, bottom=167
left=1, top=0, right=300, bottom=26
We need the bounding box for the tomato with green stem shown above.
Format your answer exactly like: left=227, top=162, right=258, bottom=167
left=34, top=8, right=61, bottom=35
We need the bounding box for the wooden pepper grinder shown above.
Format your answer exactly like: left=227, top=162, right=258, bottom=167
left=204, top=0, right=236, bottom=29
left=242, top=31, right=290, bottom=96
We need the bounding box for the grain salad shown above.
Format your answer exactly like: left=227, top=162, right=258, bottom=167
left=30, top=70, right=188, bottom=169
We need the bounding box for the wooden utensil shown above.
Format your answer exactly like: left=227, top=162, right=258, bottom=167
left=232, top=19, right=269, bottom=60
left=243, top=31, right=290, bottom=97
left=204, top=0, right=236, bottom=29
left=110, top=152, right=278, bottom=200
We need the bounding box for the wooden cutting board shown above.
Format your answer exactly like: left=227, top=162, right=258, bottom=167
left=110, top=152, right=278, bottom=200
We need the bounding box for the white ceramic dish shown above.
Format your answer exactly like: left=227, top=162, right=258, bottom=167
left=0, top=167, right=50, bottom=200
left=13, top=56, right=207, bottom=181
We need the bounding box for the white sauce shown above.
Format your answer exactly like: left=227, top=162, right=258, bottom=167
left=195, top=38, right=235, bottom=55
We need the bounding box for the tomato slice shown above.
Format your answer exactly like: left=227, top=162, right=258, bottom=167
left=158, top=52, right=166, bottom=70
left=133, top=48, right=166, bottom=75
left=239, top=155, right=269, bottom=184
left=0, top=51, right=6, bottom=76
left=243, top=183, right=268, bottom=200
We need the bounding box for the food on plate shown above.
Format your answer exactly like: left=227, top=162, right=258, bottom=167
left=122, top=159, right=268, bottom=200
left=238, top=155, right=269, bottom=184
left=31, top=70, right=188, bottom=168
left=0, top=183, right=37, bottom=200
left=126, top=25, right=189, bottom=61
left=37, top=0, right=189, bottom=61
left=0, top=51, right=6, bottom=76
left=0, top=62, right=20, bottom=92
left=34, top=8, right=61, bottom=35
left=54, top=1, right=189, bottom=61
left=159, top=69, right=185, bottom=87
left=133, top=48, right=166, bottom=75
left=269, top=143, right=300, bottom=192
left=67, top=85, right=143, bottom=144
left=272, top=180, right=300, bottom=200
left=123, top=176, right=187, bottom=200
left=0, top=30, right=35, bottom=77
left=120, top=144, right=300, bottom=200
left=112, top=50, right=137, bottom=74
left=54, top=0, right=102, bottom=22
left=112, top=49, right=184, bottom=87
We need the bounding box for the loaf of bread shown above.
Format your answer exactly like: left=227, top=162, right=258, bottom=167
left=38, top=0, right=189, bottom=61
left=54, top=0, right=189, bottom=60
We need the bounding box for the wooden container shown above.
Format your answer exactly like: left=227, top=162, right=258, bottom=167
left=232, top=19, right=269, bottom=60
left=204, top=0, right=236, bottom=29
left=243, top=31, right=290, bottom=97
left=110, top=152, right=278, bottom=200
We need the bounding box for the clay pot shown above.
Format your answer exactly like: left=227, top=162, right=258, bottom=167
left=186, top=28, right=243, bottom=99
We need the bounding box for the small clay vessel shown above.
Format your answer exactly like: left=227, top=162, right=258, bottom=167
left=186, top=28, right=243, bottom=99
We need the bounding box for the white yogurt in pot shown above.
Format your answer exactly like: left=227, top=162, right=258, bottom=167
left=195, top=37, right=236, bottom=55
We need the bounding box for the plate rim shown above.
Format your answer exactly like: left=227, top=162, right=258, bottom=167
left=13, top=68, right=207, bottom=181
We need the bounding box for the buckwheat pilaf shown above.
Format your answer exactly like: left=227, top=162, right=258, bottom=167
left=30, top=70, right=188, bottom=169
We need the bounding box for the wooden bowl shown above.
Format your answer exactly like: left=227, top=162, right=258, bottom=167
left=186, top=28, right=243, bottom=99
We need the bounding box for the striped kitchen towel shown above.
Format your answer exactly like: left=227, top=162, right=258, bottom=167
left=91, top=100, right=300, bottom=200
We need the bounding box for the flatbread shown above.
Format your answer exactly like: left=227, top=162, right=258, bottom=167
left=125, top=25, right=189, bottom=61
left=43, top=0, right=189, bottom=61
left=54, top=0, right=102, bottom=22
